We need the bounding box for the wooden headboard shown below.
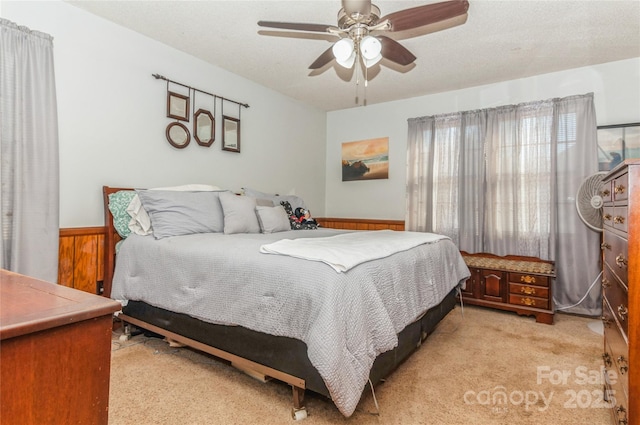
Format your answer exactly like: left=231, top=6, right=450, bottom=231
left=102, top=186, right=133, bottom=298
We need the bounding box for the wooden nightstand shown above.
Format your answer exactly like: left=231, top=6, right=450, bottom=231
left=1, top=269, right=121, bottom=425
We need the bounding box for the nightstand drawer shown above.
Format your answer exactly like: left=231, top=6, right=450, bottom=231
left=509, top=282, right=549, bottom=299
left=508, top=272, right=549, bottom=287
left=508, top=294, right=548, bottom=309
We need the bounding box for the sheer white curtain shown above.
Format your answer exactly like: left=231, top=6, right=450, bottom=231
left=406, top=93, right=601, bottom=315
left=1, top=19, right=59, bottom=282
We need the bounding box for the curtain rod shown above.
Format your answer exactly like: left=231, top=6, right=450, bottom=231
left=152, top=73, right=249, bottom=109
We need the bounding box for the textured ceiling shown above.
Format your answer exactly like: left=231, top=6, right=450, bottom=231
left=67, top=0, right=640, bottom=111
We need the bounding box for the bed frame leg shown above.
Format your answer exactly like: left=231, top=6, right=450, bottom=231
left=290, top=386, right=307, bottom=420
left=118, top=323, right=133, bottom=342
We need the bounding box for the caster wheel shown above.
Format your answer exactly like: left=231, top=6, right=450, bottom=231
left=119, top=334, right=131, bottom=342
left=291, top=407, right=307, bottom=421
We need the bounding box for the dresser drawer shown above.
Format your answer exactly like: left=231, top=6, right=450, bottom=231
left=509, top=282, right=549, bottom=299
left=613, top=172, right=629, bottom=203
left=508, top=272, right=549, bottom=287
left=603, top=232, right=629, bottom=289
left=600, top=180, right=613, bottom=203
left=603, top=206, right=628, bottom=233
left=603, top=298, right=629, bottom=393
left=508, top=294, right=548, bottom=309
left=603, top=267, right=629, bottom=339
left=612, top=206, right=628, bottom=233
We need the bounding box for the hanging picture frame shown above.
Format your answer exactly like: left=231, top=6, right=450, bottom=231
left=222, top=115, right=240, bottom=153
left=166, top=122, right=190, bottom=149
left=194, top=109, right=215, bottom=147
left=167, top=91, right=190, bottom=121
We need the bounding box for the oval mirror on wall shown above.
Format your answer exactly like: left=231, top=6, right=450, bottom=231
left=194, top=109, right=215, bottom=147
left=166, top=122, right=190, bottom=149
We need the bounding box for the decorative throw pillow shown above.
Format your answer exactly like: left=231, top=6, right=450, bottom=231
left=255, top=205, right=291, bottom=233
left=108, top=190, right=137, bottom=238
left=280, top=201, right=302, bottom=230
left=219, top=192, right=261, bottom=235
left=242, top=187, right=307, bottom=211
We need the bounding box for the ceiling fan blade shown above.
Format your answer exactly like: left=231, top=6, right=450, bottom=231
left=258, top=20, right=335, bottom=33
left=378, top=36, right=416, bottom=66
left=308, top=45, right=336, bottom=70
left=380, top=0, right=469, bottom=33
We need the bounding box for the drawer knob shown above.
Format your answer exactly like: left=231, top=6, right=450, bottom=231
left=617, top=305, right=628, bottom=321
left=601, top=278, right=611, bottom=289
left=614, top=405, right=628, bottom=425
left=615, top=254, right=628, bottom=268
left=614, top=184, right=626, bottom=195
left=601, top=242, right=611, bottom=250
left=617, top=355, right=628, bottom=375
left=604, top=213, right=612, bottom=221
left=520, top=286, right=536, bottom=295
left=520, top=275, right=536, bottom=284
left=601, top=316, right=611, bottom=327
left=601, top=189, right=611, bottom=197
left=521, top=297, right=536, bottom=306
left=613, top=216, right=625, bottom=225
left=603, top=352, right=612, bottom=367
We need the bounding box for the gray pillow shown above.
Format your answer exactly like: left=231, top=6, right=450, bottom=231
left=136, top=189, right=226, bottom=239
left=242, top=187, right=307, bottom=211
left=219, top=192, right=261, bottom=234
left=256, top=205, right=291, bottom=234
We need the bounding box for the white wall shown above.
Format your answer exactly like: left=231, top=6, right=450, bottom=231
left=326, top=57, right=640, bottom=220
left=3, top=1, right=327, bottom=227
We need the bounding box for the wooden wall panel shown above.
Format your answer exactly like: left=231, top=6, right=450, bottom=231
left=57, top=237, right=75, bottom=288
left=317, top=217, right=405, bottom=231
left=58, top=227, right=105, bottom=295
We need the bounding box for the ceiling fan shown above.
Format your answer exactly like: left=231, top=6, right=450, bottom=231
left=258, top=0, right=470, bottom=75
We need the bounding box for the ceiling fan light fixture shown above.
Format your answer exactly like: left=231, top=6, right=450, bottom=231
left=332, top=38, right=356, bottom=68
left=360, top=35, right=382, bottom=68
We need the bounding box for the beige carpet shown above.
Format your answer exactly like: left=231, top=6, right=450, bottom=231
left=109, top=306, right=611, bottom=425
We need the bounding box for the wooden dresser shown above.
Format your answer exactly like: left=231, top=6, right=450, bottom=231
left=601, top=159, right=639, bottom=425
left=459, top=252, right=555, bottom=324
left=0, top=269, right=121, bottom=425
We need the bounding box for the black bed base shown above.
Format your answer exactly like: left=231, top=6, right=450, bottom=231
left=119, top=287, right=457, bottom=407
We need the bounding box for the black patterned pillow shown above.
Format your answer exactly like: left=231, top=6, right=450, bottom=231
left=280, top=201, right=302, bottom=230
left=280, top=201, right=319, bottom=230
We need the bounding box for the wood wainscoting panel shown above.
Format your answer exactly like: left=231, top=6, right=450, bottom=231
left=316, top=217, right=405, bottom=231
left=58, top=227, right=105, bottom=294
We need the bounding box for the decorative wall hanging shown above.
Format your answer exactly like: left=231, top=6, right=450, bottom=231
left=167, top=91, right=190, bottom=121
left=597, top=122, right=640, bottom=171
left=341, top=137, right=389, bottom=181
left=222, top=115, right=241, bottom=153
left=221, top=99, right=242, bottom=153
left=154, top=73, right=249, bottom=150
left=166, top=122, right=190, bottom=149
left=194, top=109, right=215, bottom=147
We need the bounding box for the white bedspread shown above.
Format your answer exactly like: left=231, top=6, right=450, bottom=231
left=260, top=230, right=449, bottom=272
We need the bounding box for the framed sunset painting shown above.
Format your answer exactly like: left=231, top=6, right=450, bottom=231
left=341, top=137, right=389, bottom=181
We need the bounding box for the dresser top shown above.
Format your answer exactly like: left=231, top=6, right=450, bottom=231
left=0, top=269, right=121, bottom=340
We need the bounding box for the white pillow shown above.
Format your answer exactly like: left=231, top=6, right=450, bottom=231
left=127, top=184, right=221, bottom=236
left=255, top=205, right=291, bottom=233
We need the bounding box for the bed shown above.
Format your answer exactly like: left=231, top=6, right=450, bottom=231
left=102, top=185, right=470, bottom=419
